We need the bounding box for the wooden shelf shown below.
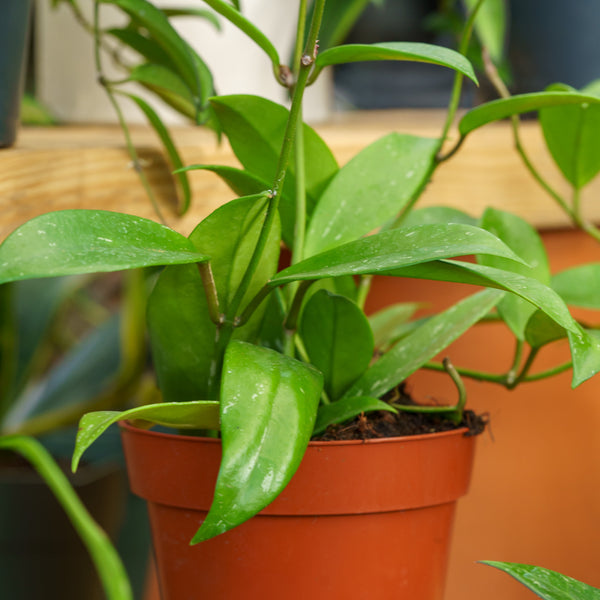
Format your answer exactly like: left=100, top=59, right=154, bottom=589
left=1, top=110, right=596, bottom=241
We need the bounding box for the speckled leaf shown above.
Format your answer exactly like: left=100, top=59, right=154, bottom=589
left=401, top=206, right=477, bottom=227
left=568, top=328, right=600, bottom=388
left=72, top=401, right=220, bottom=471
left=271, top=223, right=525, bottom=286
left=481, top=561, right=600, bottom=600
left=304, top=133, right=438, bottom=255
left=369, top=302, right=422, bottom=350
left=299, top=290, right=374, bottom=400
left=313, top=396, right=397, bottom=436
left=459, top=91, right=600, bottom=137
left=344, top=290, right=503, bottom=400
left=315, top=42, right=477, bottom=84
left=0, top=210, right=208, bottom=284
left=193, top=341, right=322, bottom=543
left=540, top=81, right=600, bottom=188
left=552, top=263, right=600, bottom=308
left=479, top=208, right=551, bottom=339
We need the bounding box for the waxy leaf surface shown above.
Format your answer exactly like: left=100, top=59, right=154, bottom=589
left=193, top=341, right=322, bottom=542
left=459, top=91, right=600, bottom=137
left=300, top=290, right=374, bottom=400
left=0, top=211, right=208, bottom=284
left=481, top=561, right=600, bottom=600
left=315, top=42, right=477, bottom=84
left=72, top=401, right=220, bottom=471
left=304, top=133, right=438, bottom=255
left=344, top=290, right=503, bottom=400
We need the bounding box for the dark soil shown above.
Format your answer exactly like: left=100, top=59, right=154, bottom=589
left=313, top=383, right=487, bottom=441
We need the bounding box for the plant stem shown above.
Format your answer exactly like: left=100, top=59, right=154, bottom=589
left=198, top=262, right=222, bottom=325
left=0, top=435, right=132, bottom=600
left=521, top=360, right=573, bottom=382
left=93, top=2, right=166, bottom=225
left=422, top=360, right=507, bottom=385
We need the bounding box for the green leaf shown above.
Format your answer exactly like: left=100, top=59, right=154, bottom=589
left=387, top=259, right=579, bottom=335
left=107, top=26, right=174, bottom=69
left=463, top=0, right=506, bottom=64
left=524, top=310, right=567, bottom=349
left=540, top=81, right=600, bottom=188
left=124, top=93, right=191, bottom=214
left=271, top=223, right=526, bottom=286
left=459, top=91, right=600, bottom=137
left=568, top=328, right=600, bottom=388
left=72, top=401, right=220, bottom=471
left=180, top=164, right=271, bottom=198
left=0, top=210, right=209, bottom=284
left=193, top=341, right=322, bottom=542
left=313, top=396, right=397, bottom=436
left=299, top=290, right=374, bottom=400
left=401, top=205, right=477, bottom=227
left=478, top=208, right=551, bottom=339
left=304, top=133, right=438, bottom=256
left=344, top=289, right=503, bottom=400
left=552, top=263, right=600, bottom=308
left=369, top=302, right=422, bottom=350
left=200, top=0, right=280, bottom=73
left=126, top=63, right=195, bottom=108
left=481, top=561, right=600, bottom=600
left=315, top=42, right=478, bottom=84
left=210, top=95, right=338, bottom=245
left=148, top=194, right=280, bottom=401
left=314, top=0, right=375, bottom=51
left=159, top=7, right=221, bottom=30
left=100, top=0, right=203, bottom=105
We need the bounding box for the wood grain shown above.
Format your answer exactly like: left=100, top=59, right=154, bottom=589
left=1, top=110, right=598, bottom=241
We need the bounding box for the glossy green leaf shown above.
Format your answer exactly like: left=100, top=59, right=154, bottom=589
left=369, top=302, right=422, bottom=350
left=148, top=194, right=280, bottom=401
left=387, top=259, right=579, bottom=334
left=180, top=164, right=271, bottom=198
left=200, top=0, right=280, bottom=72
left=193, top=341, right=322, bottom=542
left=552, top=263, right=600, bottom=308
left=125, top=93, right=191, bottom=214
left=540, top=81, right=600, bottom=188
left=313, top=396, right=397, bottom=436
left=315, top=42, right=477, bottom=85
left=459, top=91, right=600, bottom=137
left=210, top=95, right=338, bottom=245
left=401, top=205, right=477, bottom=227
left=568, top=328, right=600, bottom=388
left=524, top=310, right=567, bottom=349
left=481, top=561, right=600, bottom=600
left=478, top=208, right=551, bottom=339
left=299, top=290, right=374, bottom=400
left=344, top=289, right=503, bottom=400
left=0, top=210, right=208, bottom=284
left=100, top=0, right=202, bottom=102
left=271, top=223, right=525, bottom=286
left=72, top=401, right=220, bottom=471
left=304, top=133, right=438, bottom=256
left=160, top=7, right=221, bottom=30
left=464, top=0, right=506, bottom=64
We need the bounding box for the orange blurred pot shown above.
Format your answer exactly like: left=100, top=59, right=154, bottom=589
left=121, top=422, right=476, bottom=600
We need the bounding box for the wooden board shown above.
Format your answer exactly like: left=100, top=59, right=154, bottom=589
left=1, top=110, right=597, bottom=241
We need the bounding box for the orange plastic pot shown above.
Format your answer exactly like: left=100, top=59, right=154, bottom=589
left=121, top=422, right=476, bottom=600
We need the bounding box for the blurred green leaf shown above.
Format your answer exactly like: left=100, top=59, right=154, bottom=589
left=300, top=290, right=374, bottom=400
left=540, top=81, right=600, bottom=188
left=524, top=310, right=567, bottom=349
left=159, top=7, right=221, bottom=30
left=304, top=133, right=438, bottom=256
left=481, top=561, right=600, bottom=600
left=463, top=0, right=506, bottom=64
left=369, top=302, right=423, bottom=350
left=552, top=263, right=600, bottom=308
left=180, top=164, right=271, bottom=198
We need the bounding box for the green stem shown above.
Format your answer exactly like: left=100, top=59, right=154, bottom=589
left=0, top=436, right=132, bottom=600
left=505, top=339, right=524, bottom=387
left=521, top=360, right=573, bottom=382
left=198, top=262, right=222, bottom=325
left=509, top=347, right=539, bottom=388
left=422, top=360, right=507, bottom=384
left=93, top=3, right=166, bottom=224
left=292, top=105, right=307, bottom=266
left=292, top=0, right=309, bottom=76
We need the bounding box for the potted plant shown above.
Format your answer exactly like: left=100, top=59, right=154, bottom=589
left=2, top=1, right=600, bottom=598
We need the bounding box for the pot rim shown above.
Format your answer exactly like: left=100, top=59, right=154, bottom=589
left=119, top=419, right=470, bottom=447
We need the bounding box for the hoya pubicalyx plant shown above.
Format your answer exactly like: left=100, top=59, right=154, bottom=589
left=1, top=0, right=600, bottom=545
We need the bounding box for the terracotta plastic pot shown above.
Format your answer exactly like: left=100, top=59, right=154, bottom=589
left=121, top=422, right=476, bottom=600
